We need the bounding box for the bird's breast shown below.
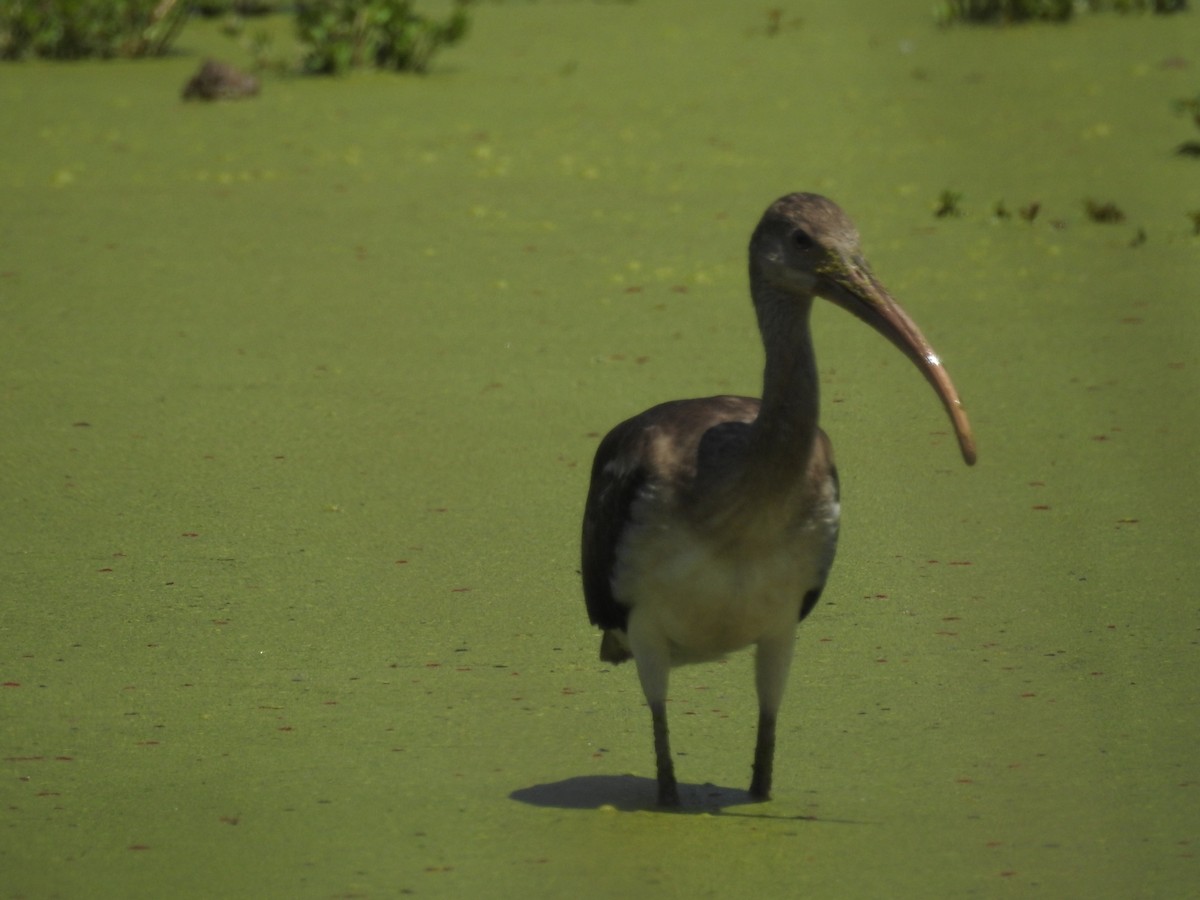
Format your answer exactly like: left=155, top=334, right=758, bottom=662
left=613, top=488, right=838, bottom=664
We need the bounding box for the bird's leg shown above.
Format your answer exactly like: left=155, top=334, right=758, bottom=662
left=750, top=632, right=796, bottom=801
left=649, top=699, right=679, bottom=807
left=630, top=621, right=679, bottom=807
left=749, top=708, right=777, bottom=800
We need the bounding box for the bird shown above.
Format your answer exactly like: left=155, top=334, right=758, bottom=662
left=580, top=192, right=976, bottom=808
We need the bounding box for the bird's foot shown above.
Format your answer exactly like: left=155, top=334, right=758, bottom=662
left=748, top=770, right=772, bottom=802
left=747, top=784, right=772, bottom=803
left=656, top=780, right=681, bottom=808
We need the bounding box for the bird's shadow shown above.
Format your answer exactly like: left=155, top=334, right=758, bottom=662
left=510, top=774, right=818, bottom=819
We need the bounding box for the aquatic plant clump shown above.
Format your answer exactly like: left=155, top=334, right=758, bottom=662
left=935, top=0, right=1188, bottom=24
left=191, top=0, right=282, bottom=15
left=934, top=0, right=1073, bottom=23
left=0, top=0, right=190, bottom=59
left=296, top=0, right=471, bottom=75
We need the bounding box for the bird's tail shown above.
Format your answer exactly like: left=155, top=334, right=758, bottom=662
left=599, top=630, right=633, bottom=664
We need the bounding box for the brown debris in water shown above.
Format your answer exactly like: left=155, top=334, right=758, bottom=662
left=182, top=59, right=260, bottom=102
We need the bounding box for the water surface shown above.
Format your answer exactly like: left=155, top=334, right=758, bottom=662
left=2, top=4, right=1197, bottom=897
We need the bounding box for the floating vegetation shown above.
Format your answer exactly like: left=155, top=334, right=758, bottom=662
left=296, top=0, right=472, bottom=75
left=935, top=0, right=1189, bottom=25
left=1083, top=199, right=1127, bottom=223
left=1113, top=0, right=1190, bottom=9
left=934, top=190, right=965, bottom=218
left=0, top=0, right=471, bottom=73
left=1106, top=0, right=1190, bottom=9
left=934, top=1, right=1073, bottom=24
left=956, top=199, right=1050, bottom=224
left=939, top=196, right=1184, bottom=240
left=192, top=1, right=284, bottom=14
left=0, top=0, right=189, bottom=59
left=1188, top=210, right=1200, bottom=234
left=1170, top=93, right=1200, bottom=155
left=761, top=8, right=803, bottom=36
left=1171, top=92, right=1200, bottom=126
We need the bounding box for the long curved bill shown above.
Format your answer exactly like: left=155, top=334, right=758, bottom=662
left=819, top=253, right=977, bottom=466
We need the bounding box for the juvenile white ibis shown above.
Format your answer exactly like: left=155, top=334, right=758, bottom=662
left=580, top=193, right=975, bottom=807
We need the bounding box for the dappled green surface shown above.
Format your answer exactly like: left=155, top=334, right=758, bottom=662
left=2, top=4, right=1198, bottom=897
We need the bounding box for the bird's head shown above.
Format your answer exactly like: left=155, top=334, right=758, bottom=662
left=749, top=192, right=865, bottom=298
left=750, top=192, right=977, bottom=466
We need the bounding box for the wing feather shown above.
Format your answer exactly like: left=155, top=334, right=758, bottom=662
left=580, top=420, right=648, bottom=632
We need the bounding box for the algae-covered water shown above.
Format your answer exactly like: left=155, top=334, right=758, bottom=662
left=2, top=3, right=1198, bottom=897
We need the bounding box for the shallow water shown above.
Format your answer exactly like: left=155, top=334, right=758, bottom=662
left=2, top=4, right=1197, bottom=897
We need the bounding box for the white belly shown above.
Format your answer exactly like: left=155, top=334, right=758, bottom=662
left=613, top=511, right=835, bottom=665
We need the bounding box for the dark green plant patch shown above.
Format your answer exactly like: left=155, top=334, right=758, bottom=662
left=0, top=0, right=189, bottom=59
left=296, top=0, right=471, bottom=75
left=935, top=0, right=1188, bottom=25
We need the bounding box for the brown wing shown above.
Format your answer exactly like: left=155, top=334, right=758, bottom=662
left=580, top=416, right=647, bottom=632
left=799, top=429, right=840, bottom=621
left=580, top=396, right=763, bottom=632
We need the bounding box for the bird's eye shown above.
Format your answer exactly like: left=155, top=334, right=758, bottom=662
left=790, top=229, right=815, bottom=250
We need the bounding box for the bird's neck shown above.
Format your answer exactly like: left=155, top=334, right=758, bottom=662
left=688, top=286, right=822, bottom=536
left=747, top=287, right=821, bottom=485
